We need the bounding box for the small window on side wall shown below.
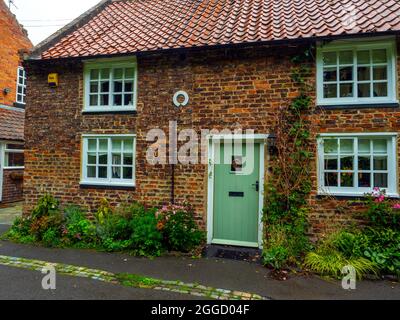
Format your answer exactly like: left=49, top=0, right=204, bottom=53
left=4, top=144, right=24, bottom=169
left=16, top=67, right=27, bottom=105
left=84, top=59, right=137, bottom=112
left=317, top=38, right=397, bottom=106
left=318, top=134, right=398, bottom=197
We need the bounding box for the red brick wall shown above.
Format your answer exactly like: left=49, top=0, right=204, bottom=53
left=1, top=169, right=23, bottom=203
left=24, top=37, right=400, bottom=238
left=0, top=1, right=32, bottom=107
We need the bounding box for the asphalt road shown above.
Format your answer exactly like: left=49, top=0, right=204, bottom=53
left=0, top=225, right=399, bottom=300
left=0, top=264, right=203, bottom=300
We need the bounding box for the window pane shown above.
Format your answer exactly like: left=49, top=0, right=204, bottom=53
left=100, top=94, right=109, bottom=106
left=88, top=139, right=97, bottom=151
left=323, top=67, right=337, bottom=82
left=323, top=84, right=337, bottom=98
left=357, top=50, right=370, bottom=64
left=98, top=153, right=108, bottom=165
left=340, top=83, right=353, bottom=97
left=112, top=167, right=121, bottom=179
left=340, top=139, right=353, bottom=153
left=339, top=67, right=353, bottom=81
left=88, top=153, right=96, bottom=165
left=373, top=66, right=387, bottom=80
left=5, top=152, right=24, bottom=167
left=123, top=167, right=133, bottom=179
left=124, top=81, right=133, bottom=92
left=90, top=69, right=99, bottom=80
left=373, top=82, right=387, bottom=97
left=6, top=144, right=23, bottom=150
left=123, top=154, right=133, bottom=165
left=324, top=139, right=338, bottom=153
left=324, top=156, right=338, bottom=170
left=340, top=156, right=353, bottom=170
left=90, top=82, right=99, bottom=93
left=112, top=154, right=122, bottom=165
left=124, top=94, right=133, bottom=106
left=323, top=52, right=337, bottom=65
left=373, top=140, right=387, bottom=154
left=358, top=83, right=371, bottom=97
left=339, top=51, right=353, bottom=64
left=374, top=173, right=388, bottom=188
left=99, top=139, right=108, bottom=152
left=325, top=172, right=338, bottom=187
left=372, top=49, right=387, bottom=63
left=112, top=139, right=122, bottom=152
left=98, top=167, right=108, bottom=178
left=89, top=95, right=98, bottom=106
left=125, top=68, right=135, bottom=78
left=123, top=139, right=134, bottom=152
left=357, top=67, right=370, bottom=81
left=114, top=81, right=123, bottom=92
left=113, top=94, right=122, bottom=106
left=100, top=68, right=110, bottom=79
left=358, top=173, right=371, bottom=187
left=358, top=156, right=371, bottom=170
left=373, top=156, right=387, bottom=170
left=87, top=166, right=96, bottom=178
left=358, top=139, right=370, bottom=154
left=101, top=81, right=109, bottom=93
left=114, top=68, right=123, bottom=79
left=341, top=173, right=354, bottom=187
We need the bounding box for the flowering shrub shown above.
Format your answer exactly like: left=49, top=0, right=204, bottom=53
left=365, top=188, right=400, bottom=228
left=4, top=196, right=204, bottom=257
left=156, top=203, right=205, bottom=252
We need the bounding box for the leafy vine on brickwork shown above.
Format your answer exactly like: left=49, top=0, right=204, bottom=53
left=262, top=46, right=315, bottom=271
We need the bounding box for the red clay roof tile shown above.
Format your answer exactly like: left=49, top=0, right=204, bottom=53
left=0, top=107, right=25, bottom=141
left=39, top=0, right=400, bottom=60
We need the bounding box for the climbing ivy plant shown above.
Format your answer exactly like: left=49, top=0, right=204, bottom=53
left=262, top=46, right=315, bottom=270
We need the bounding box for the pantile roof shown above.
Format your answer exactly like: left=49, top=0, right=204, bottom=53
left=35, top=0, right=400, bottom=60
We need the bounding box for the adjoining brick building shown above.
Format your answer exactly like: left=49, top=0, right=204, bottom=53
left=0, top=0, right=32, bottom=205
left=25, top=0, right=400, bottom=246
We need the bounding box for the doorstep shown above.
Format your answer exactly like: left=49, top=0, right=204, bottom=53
left=203, top=245, right=262, bottom=264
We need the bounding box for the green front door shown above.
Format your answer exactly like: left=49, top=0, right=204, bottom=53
left=213, top=142, right=260, bottom=247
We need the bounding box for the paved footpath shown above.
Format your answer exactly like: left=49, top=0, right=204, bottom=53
left=0, top=225, right=399, bottom=300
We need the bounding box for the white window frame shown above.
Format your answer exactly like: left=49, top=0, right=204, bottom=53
left=317, top=133, right=398, bottom=197
left=80, top=134, right=136, bottom=187
left=83, top=58, right=138, bottom=112
left=3, top=143, right=24, bottom=170
left=16, top=67, right=27, bottom=105
left=316, top=37, right=398, bottom=106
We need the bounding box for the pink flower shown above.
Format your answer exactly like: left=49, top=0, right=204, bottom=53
left=374, top=195, right=385, bottom=203
left=393, top=203, right=400, bottom=209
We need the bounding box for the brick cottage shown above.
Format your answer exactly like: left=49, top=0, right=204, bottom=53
left=0, top=0, right=32, bottom=205
left=25, top=0, right=400, bottom=246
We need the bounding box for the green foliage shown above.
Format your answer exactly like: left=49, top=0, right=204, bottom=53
left=63, top=206, right=96, bottom=245
left=157, top=204, right=205, bottom=252
left=32, top=194, right=60, bottom=218
left=6, top=196, right=204, bottom=257
left=263, top=49, right=314, bottom=270
left=304, top=249, right=378, bottom=279
left=130, top=211, right=164, bottom=257
left=42, top=228, right=61, bottom=247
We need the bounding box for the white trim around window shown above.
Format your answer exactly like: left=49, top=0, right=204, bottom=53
left=316, top=37, right=398, bottom=106
left=317, top=133, right=398, bottom=197
left=83, top=57, right=138, bottom=112
left=80, top=134, right=136, bottom=187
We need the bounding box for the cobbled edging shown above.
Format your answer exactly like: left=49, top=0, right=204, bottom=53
left=0, top=255, right=267, bottom=300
